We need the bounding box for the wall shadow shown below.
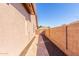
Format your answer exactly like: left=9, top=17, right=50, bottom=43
left=19, top=36, right=35, bottom=56
left=41, top=31, right=67, bottom=56
left=10, top=3, right=31, bottom=22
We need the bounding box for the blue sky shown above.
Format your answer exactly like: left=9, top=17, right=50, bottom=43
left=36, top=3, right=79, bottom=27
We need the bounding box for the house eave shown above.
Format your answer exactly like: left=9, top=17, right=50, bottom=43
left=22, top=3, right=35, bottom=15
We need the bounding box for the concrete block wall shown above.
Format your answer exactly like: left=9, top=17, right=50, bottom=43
left=45, top=29, right=50, bottom=39
left=44, top=22, right=79, bottom=55
left=44, top=26, right=66, bottom=54
left=67, top=23, right=79, bottom=55
left=51, top=26, right=66, bottom=51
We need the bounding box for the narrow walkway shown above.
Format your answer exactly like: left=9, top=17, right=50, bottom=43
left=37, top=34, right=49, bottom=56
left=37, top=34, right=67, bottom=56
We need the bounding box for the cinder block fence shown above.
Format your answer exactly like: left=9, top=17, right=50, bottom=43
left=43, top=22, right=79, bottom=56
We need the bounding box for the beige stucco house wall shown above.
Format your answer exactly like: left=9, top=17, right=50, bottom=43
left=0, top=3, right=37, bottom=56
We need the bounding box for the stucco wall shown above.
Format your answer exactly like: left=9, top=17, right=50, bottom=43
left=0, top=3, right=36, bottom=56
